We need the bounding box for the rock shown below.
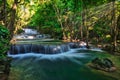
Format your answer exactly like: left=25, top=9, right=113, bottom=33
left=109, top=67, right=116, bottom=72
left=91, top=57, right=116, bottom=72
left=103, top=58, right=113, bottom=68
left=92, top=57, right=105, bottom=68
left=0, top=71, right=4, bottom=74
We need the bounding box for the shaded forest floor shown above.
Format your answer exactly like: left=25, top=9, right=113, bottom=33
left=0, top=57, right=12, bottom=80
left=90, top=40, right=120, bottom=55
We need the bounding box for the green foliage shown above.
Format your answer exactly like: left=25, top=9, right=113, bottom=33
left=29, top=1, right=62, bottom=38
left=29, top=0, right=84, bottom=39
left=0, top=25, right=10, bottom=58
left=0, top=0, right=2, bottom=5
left=24, top=0, right=120, bottom=43
left=16, top=29, right=24, bottom=34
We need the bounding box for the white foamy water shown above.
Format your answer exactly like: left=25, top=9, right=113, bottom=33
left=8, top=47, right=103, bottom=66
left=90, top=48, right=103, bottom=52
left=8, top=48, right=87, bottom=60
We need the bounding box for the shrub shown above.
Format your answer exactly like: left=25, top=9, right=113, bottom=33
left=0, top=25, right=10, bottom=58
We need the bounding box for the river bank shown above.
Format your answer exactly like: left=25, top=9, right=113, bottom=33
left=0, top=57, right=12, bottom=80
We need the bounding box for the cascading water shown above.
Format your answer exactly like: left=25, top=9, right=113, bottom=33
left=8, top=43, right=116, bottom=80
left=9, top=44, right=71, bottom=54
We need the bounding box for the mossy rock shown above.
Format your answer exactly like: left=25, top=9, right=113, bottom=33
left=90, top=57, right=116, bottom=72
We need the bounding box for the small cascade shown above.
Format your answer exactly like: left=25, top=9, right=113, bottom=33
left=23, top=44, right=31, bottom=53
left=9, top=44, right=71, bottom=54
left=31, top=44, right=40, bottom=53
left=68, top=42, right=87, bottom=48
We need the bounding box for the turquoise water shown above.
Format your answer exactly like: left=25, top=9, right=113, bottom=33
left=8, top=49, right=117, bottom=80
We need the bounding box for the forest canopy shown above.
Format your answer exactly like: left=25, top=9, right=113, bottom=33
left=0, top=0, right=120, bottom=54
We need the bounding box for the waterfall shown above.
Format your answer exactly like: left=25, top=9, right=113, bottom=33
left=9, top=42, right=88, bottom=55
left=9, top=44, right=71, bottom=54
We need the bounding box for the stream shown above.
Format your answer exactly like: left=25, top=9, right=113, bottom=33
left=8, top=47, right=117, bottom=80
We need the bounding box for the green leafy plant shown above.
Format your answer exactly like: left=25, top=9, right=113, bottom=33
left=0, top=25, right=10, bottom=58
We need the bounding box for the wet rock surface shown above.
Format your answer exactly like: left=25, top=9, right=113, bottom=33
left=90, top=57, right=116, bottom=72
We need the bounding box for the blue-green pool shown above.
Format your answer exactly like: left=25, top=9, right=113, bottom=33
left=8, top=48, right=117, bottom=80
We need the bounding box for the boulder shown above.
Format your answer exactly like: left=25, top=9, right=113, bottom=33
left=91, top=57, right=116, bottom=72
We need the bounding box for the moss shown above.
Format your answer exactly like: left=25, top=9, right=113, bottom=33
left=15, top=39, right=63, bottom=45
left=88, top=51, right=120, bottom=80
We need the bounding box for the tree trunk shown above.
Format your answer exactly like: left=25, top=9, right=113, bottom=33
left=83, top=1, right=89, bottom=48
left=3, top=0, right=6, bottom=26
left=112, top=1, right=117, bottom=53
left=7, top=0, right=18, bottom=38
left=80, top=0, right=83, bottom=39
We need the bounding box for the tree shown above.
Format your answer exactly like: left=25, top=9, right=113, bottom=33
left=7, top=0, right=19, bottom=37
